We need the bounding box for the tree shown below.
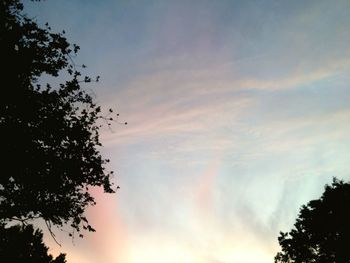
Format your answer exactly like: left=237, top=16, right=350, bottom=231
left=0, top=224, right=67, bottom=263
left=0, top=0, right=120, bottom=237
left=275, top=178, right=350, bottom=263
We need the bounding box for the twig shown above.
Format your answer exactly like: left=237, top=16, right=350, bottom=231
left=45, top=220, right=62, bottom=246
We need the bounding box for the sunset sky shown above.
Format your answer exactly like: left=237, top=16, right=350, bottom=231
left=26, top=0, right=350, bottom=262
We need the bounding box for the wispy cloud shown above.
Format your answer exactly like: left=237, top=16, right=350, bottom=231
left=31, top=0, right=350, bottom=262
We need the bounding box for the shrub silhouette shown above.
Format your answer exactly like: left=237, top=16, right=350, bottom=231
left=0, top=224, right=67, bottom=263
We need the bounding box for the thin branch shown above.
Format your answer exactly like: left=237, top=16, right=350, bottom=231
left=8, top=215, right=41, bottom=225
left=45, top=220, right=61, bottom=247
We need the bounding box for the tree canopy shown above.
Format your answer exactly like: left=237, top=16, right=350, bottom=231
left=275, top=178, right=350, bottom=263
left=0, top=0, right=118, bottom=237
left=0, top=224, right=67, bottom=263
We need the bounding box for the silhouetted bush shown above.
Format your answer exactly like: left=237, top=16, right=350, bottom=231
left=0, top=224, right=67, bottom=263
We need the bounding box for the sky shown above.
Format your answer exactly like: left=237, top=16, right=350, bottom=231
left=25, top=0, right=350, bottom=262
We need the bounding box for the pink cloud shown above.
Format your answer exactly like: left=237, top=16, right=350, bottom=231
left=83, top=188, right=130, bottom=262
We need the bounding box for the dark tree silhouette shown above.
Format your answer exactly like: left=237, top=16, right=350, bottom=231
left=275, top=178, right=350, bottom=263
left=0, top=0, right=119, bottom=237
left=0, top=224, right=67, bottom=263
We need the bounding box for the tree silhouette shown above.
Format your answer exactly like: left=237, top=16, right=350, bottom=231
left=0, top=224, right=67, bottom=263
left=275, top=178, right=350, bottom=263
left=1, top=0, right=119, bottom=237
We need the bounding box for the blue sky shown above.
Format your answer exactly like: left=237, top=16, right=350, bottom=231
left=26, top=0, right=350, bottom=262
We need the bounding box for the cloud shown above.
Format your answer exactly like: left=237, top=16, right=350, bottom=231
left=32, top=1, right=350, bottom=262
left=49, top=188, right=131, bottom=263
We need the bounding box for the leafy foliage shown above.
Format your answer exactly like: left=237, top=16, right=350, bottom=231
left=275, top=178, right=350, bottom=263
left=0, top=224, right=67, bottom=263
left=0, top=0, right=117, bottom=236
